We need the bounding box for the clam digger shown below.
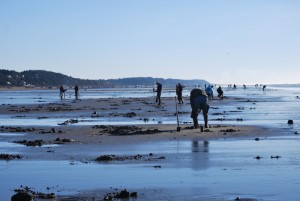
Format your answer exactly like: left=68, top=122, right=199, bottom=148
left=190, top=88, right=210, bottom=129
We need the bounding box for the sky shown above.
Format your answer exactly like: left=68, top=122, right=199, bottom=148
left=0, top=0, right=299, bottom=84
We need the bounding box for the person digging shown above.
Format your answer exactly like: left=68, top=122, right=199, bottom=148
left=190, top=88, right=210, bottom=129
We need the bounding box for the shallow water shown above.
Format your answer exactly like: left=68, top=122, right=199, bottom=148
left=1, top=135, right=300, bottom=200
left=1, top=86, right=300, bottom=200
left=1, top=86, right=300, bottom=129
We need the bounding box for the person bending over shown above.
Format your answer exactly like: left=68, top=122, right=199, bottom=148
left=190, top=88, right=210, bottom=129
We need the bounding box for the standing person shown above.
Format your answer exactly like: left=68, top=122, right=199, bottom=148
left=190, top=88, right=210, bottom=129
left=59, top=85, right=66, bottom=99
left=217, top=86, right=224, bottom=100
left=153, top=81, right=162, bottom=105
left=176, top=83, right=184, bottom=104
left=74, top=84, right=79, bottom=99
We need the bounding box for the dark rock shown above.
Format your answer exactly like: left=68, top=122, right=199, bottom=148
left=118, top=189, right=130, bottom=198
left=255, top=138, right=260, bottom=141
left=11, top=192, right=33, bottom=201
left=130, top=192, right=138, bottom=197
left=288, top=119, right=294, bottom=124
left=96, top=155, right=116, bottom=161
left=0, top=154, right=22, bottom=160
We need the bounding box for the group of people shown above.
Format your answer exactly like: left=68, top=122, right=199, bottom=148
left=154, top=82, right=225, bottom=129
left=59, top=84, right=79, bottom=100
left=60, top=81, right=224, bottom=129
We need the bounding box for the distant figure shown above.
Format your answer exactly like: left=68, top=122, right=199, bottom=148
left=263, top=85, right=266, bottom=91
left=243, top=84, right=246, bottom=89
left=233, top=84, right=237, bottom=89
left=74, top=84, right=79, bottom=99
left=190, top=88, right=210, bottom=129
left=205, top=84, right=213, bottom=100
left=59, top=85, right=66, bottom=99
left=153, top=81, right=162, bottom=105
left=217, top=86, right=224, bottom=100
left=176, top=83, right=184, bottom=104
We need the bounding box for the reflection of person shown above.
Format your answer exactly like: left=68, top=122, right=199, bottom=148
left=191, top=140, right=209, bottom=171
left=59, top=85, right=66, bottom=99
left=190, top=88, right=209, bottom=128
left=176, top=83, right=184, bottom=104
left=217, top=86, right=224, bottom=100
left=154, top=81, right=162, bottom=105
left=74, top=85, right=79, bottom=99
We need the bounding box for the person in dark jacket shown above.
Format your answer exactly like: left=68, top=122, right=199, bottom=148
left=190, top=88, right=209, bottom=128
left=154, top=81, right=162, bottom=105
left=74, top=84, right=79, bottom=99
left=59, top=85, right=66, bottom=99
left=217, top=86, right=224, bottom=100
left=176, top=83, right=184, bottom=104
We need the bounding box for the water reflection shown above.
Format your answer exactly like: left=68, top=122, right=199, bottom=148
left=191, top=140, right=210, bottom=171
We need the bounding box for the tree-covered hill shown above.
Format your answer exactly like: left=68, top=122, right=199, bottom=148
left=0, top=69, right=209, bottom=88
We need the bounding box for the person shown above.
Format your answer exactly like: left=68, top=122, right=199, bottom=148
left=190, top=88, right=210, bottom=129
left=217, top=86, right=224, bottom=100
left=263, top=85, right=266, bottom=91
left=74, top=84, right=79, bottom=99
left=205, top=84, right=213, bottom=100
left=153, top=81, right=162, bottom=105
left=59, top=85, right=66, bottom=99
left=176, top=83, right=184, bottom=104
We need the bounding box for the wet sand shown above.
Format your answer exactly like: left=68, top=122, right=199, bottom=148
left=0, top=94, right=298, bottom=200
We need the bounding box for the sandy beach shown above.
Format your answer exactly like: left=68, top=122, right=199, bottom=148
left=1, top=89, right=299, bottom=201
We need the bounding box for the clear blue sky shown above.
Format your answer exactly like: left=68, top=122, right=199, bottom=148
left=1, top=0, right=299, bottom=84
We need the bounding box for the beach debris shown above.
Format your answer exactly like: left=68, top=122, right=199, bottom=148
left=220, top=128, right=239, bottom=132
left=287, top=119, right=294, bottom=124
left=153, top=165, right=162, bottom=169
left=234, top=196, right=257, bottom=201
left=255, top=156, right=262, bottom=160
left=13, top=186, right=56, bottom=200
left=123, top=112, right=137, bottom=117
left=0, top=126, right=35, bottom=133
left=271, top=155, right=281, bottom=159
left=103, top=189, right=137, bottom=200
left=211, top=112, right=227, bottom=115
left=295, top=131, right=299, bottom=135
left=92, top=125, right=161, bottom=135
left=37, top=116, right=49, bottom=119
left=95, top=153, right=166, bottom=162
left=0, top=153, right=22, bottom=160
left=14, top=139, right=45, bottom=146
left=40, top=128, right=64, bottom=134
left=55, top=138, right=77, bottom=143
left=58, top=118, right=79, bottom=125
